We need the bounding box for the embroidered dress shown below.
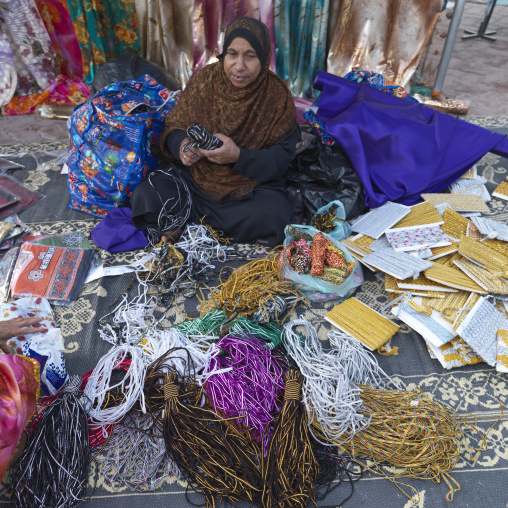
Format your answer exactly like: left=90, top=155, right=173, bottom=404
left=2, top=75, right=89, bottom=116
left=33, top=0, right=83, bottom=78
left=0, top=0, right=58, bottom=108
left=10, top=243, right=93, bottom=305
left=273, top=0, right=328, bottom=98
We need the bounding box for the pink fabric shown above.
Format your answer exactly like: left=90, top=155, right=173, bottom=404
left=0, top=354, right=39, bottom=482
left=2, top=74, right=89, bottom=115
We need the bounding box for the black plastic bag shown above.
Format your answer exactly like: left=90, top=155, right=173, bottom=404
left=91, top=52, right=179, bottom=95
left=286, top=138, right=367, bottom=221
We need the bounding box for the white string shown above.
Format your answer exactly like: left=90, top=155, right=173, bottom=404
left=140, top=328, right=231, bottom=384
left=83, top=344, right=147, bottom=426
left=283, top=317, right=371, bottom=446
left=327, top=330, right=400, bottom=389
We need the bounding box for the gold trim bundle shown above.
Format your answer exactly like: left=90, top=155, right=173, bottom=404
left=325, top=298, right=399, bottom=350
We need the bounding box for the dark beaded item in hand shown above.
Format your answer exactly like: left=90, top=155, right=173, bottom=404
left=182, top=122, right=223, bottom=157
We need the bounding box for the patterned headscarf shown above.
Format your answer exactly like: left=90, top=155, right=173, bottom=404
left=160, top=17, right=297, bottom=202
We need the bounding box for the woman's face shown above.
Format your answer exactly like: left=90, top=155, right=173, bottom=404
left=223, top=37, right=261, bottom=88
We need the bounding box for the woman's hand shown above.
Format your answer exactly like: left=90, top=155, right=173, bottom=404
left=0, top=317, right=43, bottom=354
left=179, top=137, right=204, bottom=166
left=199, top=134, right=240, bottom=165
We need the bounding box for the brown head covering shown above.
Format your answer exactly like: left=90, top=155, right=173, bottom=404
left=159, top=17, right=297, bottom=202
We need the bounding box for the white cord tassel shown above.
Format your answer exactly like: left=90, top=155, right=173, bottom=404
left=83, top=344, right=147, bottom=426
left=283, top=317, right=370, bottom=445
left=327, top=330, right=400, bottom=389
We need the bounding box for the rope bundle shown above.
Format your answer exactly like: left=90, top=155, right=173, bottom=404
left=339, top=385, right=489, bottom=501
left=204, top=333, right=285, bottom=452
left=144, top=349, right=263, bottom=508
left=261, top=370, right=318, bottom=508
left=200, top=250, right=302, bottom=318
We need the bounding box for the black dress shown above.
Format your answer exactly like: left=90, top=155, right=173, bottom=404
left=130, top=128, right=298, bottom=247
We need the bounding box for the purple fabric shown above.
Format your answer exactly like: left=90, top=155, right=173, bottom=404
left=90, top=207, right=147, bottom=253
left=314, top=71, right=508, bottom=209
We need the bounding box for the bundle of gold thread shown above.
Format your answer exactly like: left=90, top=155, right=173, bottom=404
left=262, top=370, right=318, bottom=508
left=200, top=250, right=302, bottom=318
left=313, top=385, right=490, bottom=501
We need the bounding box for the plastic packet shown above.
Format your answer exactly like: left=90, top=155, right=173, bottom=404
left=281, top=224, right=363, bottom=302
left=0, top=246, right=20, bottom=301
left=33, top=150, right=69, bottom=172
left=22, top=328, right=69, bottom=395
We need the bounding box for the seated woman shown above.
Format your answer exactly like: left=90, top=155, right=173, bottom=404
left=131, top=17, right=298, bottom=247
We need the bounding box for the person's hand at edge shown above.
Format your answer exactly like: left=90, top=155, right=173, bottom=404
left=179, top=137, right=204, bottom=166
left=0, top=317, right=43, bottom=353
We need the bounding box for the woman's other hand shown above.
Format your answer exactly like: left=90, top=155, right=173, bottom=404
left=0, top=317, right=43, bottom=354
left=179, top=137, right=204, bottom=166
left=199, top=134, right=240, bottom=165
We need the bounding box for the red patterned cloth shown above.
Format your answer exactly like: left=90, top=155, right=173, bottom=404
left=10, top=243, right=93, bottom=304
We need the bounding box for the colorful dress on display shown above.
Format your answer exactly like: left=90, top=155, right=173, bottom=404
left=66, top=0, right=141, bottom=83
left=273, top=0, right=329, bottom=98
left=0, top=0, right=58, bottom=108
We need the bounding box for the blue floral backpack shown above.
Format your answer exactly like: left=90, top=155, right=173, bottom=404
left=67, top=74, right=180, bottom=217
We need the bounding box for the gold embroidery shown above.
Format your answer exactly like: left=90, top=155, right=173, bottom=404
left=421, top=193, right=489, bottom=212
left=391, top=201, right=443, bottom=229
left=424, top=264, right=487, bottom=294
left=459, top=236, right=508, bottom=275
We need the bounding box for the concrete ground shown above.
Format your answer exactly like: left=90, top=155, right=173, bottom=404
left=0, top=1, right=506, bottom=145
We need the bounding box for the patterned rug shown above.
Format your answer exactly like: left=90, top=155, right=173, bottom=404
left=1, top=116, right=508, bottom=508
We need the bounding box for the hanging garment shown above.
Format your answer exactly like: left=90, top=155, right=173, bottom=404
left=192, top=0, right=276, bottom=76
left=326, top=0, right=441, bottom=87
left=0, top=354, right=40, bottom=483
left=66, top=0, right=141, bottom=83
left=134, top=0, right=194, bottom=88
left=314, top=72, right=508, bottom=208
left=33, top=0, right=83, bottom=78
left=0, top=0, right=59, bottom=108
left=273, top=0, right=329, bottom=98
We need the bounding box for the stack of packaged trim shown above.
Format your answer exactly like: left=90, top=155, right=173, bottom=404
left=341, top=166, right=508, bottom=371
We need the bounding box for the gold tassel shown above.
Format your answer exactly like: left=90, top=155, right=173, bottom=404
left=262, top=370, right=318, bottom=508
